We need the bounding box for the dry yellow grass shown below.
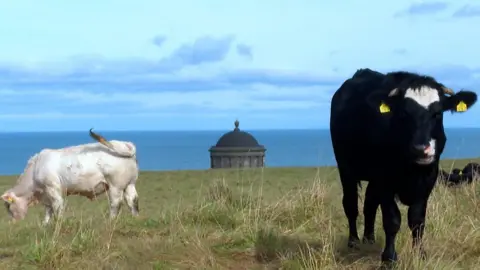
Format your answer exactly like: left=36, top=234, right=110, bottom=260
left=0, top=158, right=478, bottom=270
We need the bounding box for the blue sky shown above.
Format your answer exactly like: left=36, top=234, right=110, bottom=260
left=0, top=0, right=479, bottom=132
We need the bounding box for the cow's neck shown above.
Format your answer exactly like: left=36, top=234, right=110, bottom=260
left=11, top=175, right=35, bottom=199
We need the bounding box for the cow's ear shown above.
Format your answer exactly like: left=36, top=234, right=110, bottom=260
left=366, top=89, right=397, bottom=115
left=443, top=90, right=478, bottom=113
left=1, top=192, right=15, bottom=203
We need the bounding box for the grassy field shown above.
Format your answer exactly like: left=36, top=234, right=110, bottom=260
left=0, top=158, right=479, bottom=270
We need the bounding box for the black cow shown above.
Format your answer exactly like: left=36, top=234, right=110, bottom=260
left=440, top=163, right=480, bottom=186
left=462, top=162, right=480, bottom=176
left=439, top=168, right=464, bottom=186
left=438, top=169, right=449, bottom=180
left=329, top=68, right=477, bottom=264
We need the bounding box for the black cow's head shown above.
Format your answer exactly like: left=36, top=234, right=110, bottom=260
left=367, top=76, right=477, bottom=166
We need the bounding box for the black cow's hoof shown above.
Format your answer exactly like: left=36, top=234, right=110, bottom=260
left=417, top=248, right=427, bottom=260
left=420, top=250, right=427, bottom=260
left=379, top=261, right=396, bottom=270
left=381, top=251, right=398, bottom=264
left=412, top=242, right=427, bottom=260
left=363, top=235, right=375, bottom=244
left=347, top=237, right=360, bottom=249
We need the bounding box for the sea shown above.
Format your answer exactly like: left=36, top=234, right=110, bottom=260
left=0, top=128, right=478, bottom=176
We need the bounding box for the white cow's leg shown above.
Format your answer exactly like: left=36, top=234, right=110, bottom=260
left=107, top=186, right=124, bottom=219
left=42, top=205, right=54, bottom=226
left=124, top=184, right=139, bottom=216
left=46, top=187, right=65, bottom=221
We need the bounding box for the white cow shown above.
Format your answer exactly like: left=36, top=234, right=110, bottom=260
left=1, top=129, right=140, bottom=225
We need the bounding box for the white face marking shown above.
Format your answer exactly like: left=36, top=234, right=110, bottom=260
left=425, top=139, right=436, bottom=157
left=416, top=139, right=436, bottom=165
left=404, top=86, right=440, bottom=109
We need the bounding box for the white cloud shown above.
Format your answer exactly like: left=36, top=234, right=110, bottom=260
left=0, top=111, right=300, bottom=120
left=0, top=83, right=332, bottom=112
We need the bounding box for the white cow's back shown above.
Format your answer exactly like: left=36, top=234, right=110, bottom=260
left=33, top=142, right=138, bottom=192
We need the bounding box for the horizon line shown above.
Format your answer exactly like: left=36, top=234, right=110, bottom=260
left=0, top=127, right=479, bottom=133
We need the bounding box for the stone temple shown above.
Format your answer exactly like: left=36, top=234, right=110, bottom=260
left=209, top=120, right=266, bottom=169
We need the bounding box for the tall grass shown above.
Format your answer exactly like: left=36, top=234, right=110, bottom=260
left=0, top=160, right=478, bottom=269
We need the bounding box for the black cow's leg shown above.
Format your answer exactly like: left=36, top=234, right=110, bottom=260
left=339, top=171, right=360, bottom=248
left=363, top=182, right=379, bottom=244
left=380, top=197, right=401, bottom=263
left=408, top=200, right=428, bottom=259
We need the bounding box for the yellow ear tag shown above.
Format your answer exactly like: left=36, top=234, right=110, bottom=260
left=379, top=102, right=390, bottom=114
left=456, top=101, right=467, bottom=112
left=5, top=196, right=13, bottom=203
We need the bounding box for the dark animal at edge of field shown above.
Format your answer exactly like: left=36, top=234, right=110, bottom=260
left=438, top=169, right=463, bottom=186
left=438, top=162, right=480, bottom=186
left=438, top=169, right=451, bottom=181
left=329, top=68, right=478, bottom=264
left=462, top=162, right=480, bottom=176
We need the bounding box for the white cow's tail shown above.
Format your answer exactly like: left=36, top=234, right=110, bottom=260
left=89, top=128, right=136, bottom=158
